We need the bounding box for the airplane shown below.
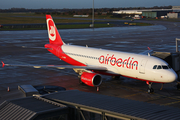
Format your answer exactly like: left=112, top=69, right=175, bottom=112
left=1, top=15, right=178, bottom=93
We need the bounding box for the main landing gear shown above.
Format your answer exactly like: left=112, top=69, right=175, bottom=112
left=112, top=75, right=120, bottom=80
left=146, top=81, right=154, bottom=93
left=78, top=75, right=84, bottom=85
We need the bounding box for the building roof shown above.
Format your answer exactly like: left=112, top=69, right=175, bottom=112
left=152, top=52, right=171, bottom=60
left=1, top=90, right=180, bottom=120
left=172, top=6, right=180, bottom=10
left=43, top=90, right=180, bottom=120
left=113, top=9, right=175, bottom=15
left=113, top=10, right=142, bottom=14
left=0, top=96, right=67, bottom=120
left=140, top=9, right=173, bottom=12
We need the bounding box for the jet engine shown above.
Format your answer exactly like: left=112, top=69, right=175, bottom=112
left=80, top=72, right=102, bottom=87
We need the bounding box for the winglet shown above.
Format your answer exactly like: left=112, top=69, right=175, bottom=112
left=148, top=47, right=151, bottom=50
left=1, top=61, right=5, bottom=67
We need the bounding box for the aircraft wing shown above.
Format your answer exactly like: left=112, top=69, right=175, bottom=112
left=22, top=46, right=53, bottom=50
left=1, top=61, right=107, bottom=71
left=139, top=47, right=153, bottom=56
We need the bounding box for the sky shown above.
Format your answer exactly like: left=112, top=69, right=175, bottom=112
left=0, top=0, right=179, bottom=9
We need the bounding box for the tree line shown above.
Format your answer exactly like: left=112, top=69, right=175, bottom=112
left=0, top=6, right=172, bottom=15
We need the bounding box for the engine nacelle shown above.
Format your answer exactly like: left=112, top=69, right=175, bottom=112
left=81, top=72, right=102, bottom=87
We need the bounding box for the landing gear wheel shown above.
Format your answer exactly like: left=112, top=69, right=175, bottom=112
left=78, top=75, right=84, bottom=85
left=112, top=76, right=120, bottom=80
left=146, top=82, right=154, bottom=94
left=148, top=88, right=154, bottom=93
left=79, top=79, right=85, bottom=85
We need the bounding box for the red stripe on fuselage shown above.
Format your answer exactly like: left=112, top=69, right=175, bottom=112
left=94, top=70, right=164, bottom=83
left=122, top=74, right=164, bottom=84
left=45, top=44, right=86, bottom=66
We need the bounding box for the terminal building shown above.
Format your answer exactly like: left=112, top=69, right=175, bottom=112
left=112, top=10, right=142, bottom=18
left=141, top=9, right=173, bottom=18
left=113, top=6, right=180, bottom=18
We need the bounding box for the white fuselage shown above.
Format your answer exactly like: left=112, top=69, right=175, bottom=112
left=61, top=44, right=177, bottom=83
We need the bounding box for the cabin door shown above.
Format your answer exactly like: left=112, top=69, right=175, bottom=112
left=139, top=59, right=147, bottom=74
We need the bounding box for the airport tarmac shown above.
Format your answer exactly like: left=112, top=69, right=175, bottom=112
left=1, top=20, right=180, bottom=109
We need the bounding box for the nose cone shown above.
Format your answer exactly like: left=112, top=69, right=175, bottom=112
left=168, top=70, right=178, bottom=82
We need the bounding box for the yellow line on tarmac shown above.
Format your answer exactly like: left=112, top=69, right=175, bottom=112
left=162, top=101, right=180, bottom=106
left=124, top=93, right=142, bottom=98
left=154, top=93, right=180, bottom=101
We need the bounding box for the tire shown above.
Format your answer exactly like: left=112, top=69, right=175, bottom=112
left=148, top=88, right=154, bottom=93
left=79, top=78, right=85, bottom=85
left=112, top=76, right=120, bottom=80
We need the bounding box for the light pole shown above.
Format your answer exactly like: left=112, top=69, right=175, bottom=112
left=92, top=0, right=94, bottom=28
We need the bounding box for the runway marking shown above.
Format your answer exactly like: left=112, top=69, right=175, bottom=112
left=115, top=84, right=180, bottom=106
left=152, top=93, right=180, bottom=101
left=162, top=101, right=180, bottom=106
left=145, top=92, right=180, bottom=107
left=99, top=80, right=180, bottom=107
left=123, top=93, right=142, bottom=98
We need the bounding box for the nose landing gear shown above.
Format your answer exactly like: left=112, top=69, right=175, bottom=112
left=146, top=81, right=154, bottom=93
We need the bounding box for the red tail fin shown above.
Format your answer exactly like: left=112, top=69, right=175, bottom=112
left=46, top=15, right=64, bottom=45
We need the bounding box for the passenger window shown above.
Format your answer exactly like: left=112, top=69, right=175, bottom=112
left=157, top=65, right=162, bottom=69
left=153, top=65, right=157, bottom=69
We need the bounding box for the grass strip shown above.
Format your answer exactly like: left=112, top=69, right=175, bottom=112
left=0, top=23, right=114, bottom=31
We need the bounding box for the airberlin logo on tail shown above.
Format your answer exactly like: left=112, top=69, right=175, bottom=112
left=47, top=18, right=56, bottom=41
left=99, top=54, right=138, bottom=70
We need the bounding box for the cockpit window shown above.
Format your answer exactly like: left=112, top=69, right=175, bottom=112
left=157, top=65, right=162, bottom=69
left=162, top=65, right=168, bottom=69
left=153, top=65, right=157, bottom=69
left=153, top=65, right=171, bottom=69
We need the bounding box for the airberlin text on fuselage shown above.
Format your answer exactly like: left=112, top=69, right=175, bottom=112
left=99, top=54, right=138, bottom=70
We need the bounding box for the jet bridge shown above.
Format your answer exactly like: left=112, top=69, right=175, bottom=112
left=152, top=38, right=180, bottom=89
left=152, top=38, right=180, bottom=72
